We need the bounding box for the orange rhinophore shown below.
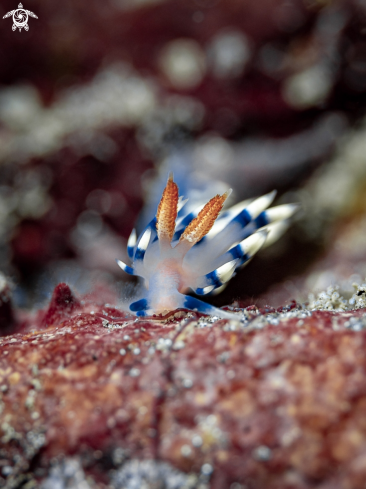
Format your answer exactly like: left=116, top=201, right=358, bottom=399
left=156, top=173, right=179, bottom=244
left=179, top=190, right=230, bottom=246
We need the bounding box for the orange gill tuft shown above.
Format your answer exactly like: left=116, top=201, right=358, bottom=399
left=156, top=173, right=179, bottom=243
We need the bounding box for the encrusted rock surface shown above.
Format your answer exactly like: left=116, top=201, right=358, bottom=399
left=1, top=283, right=366, bottom=488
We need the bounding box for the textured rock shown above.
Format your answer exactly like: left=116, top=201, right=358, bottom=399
left=1, top=284, right=366, bottom=488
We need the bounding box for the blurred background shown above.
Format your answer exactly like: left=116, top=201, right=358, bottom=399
left=0, top=0, right=366, bottom=310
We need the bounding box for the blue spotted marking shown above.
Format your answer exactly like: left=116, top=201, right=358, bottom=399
left=237, top=254, right=253, bottom=268
left=225, top=241, right=253, bottom=262
left=183, top=295, right=216, bottom=314
left=254, top=211, right=269, bottom=229
left=115, top=259, right=135, bottom=275
left=137, top=218, right=157, bottom=246
left=134, top=248, right=146, bottom=261
left=127, top=246, right=134, bottom=260
left=229, top=245, right=244, bottom=260
left=192, top=235, right=207, bottom=247
left=134, top=224, right=154, bottom=261
left=233, top=208, right=251, bottom=228
left=173, top=212, right=196, bottom=240
left=203, top=270, right=221, bottom=287
left=130, top=298, right=149, bottom=312
left=179, top=212, right=195, bottom=227
left=172, top=228, right=185, bottom=241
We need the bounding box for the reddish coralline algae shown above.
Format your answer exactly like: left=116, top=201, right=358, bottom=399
left=1, top=282, right=366, bottom=488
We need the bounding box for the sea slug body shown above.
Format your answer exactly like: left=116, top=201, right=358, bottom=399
left=117, top=174, right=298, bottom=318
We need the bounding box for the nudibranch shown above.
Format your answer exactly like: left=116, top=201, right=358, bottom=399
left=117, top=174, right=298, bottom=318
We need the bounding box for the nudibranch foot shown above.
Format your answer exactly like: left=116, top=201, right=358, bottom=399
left=131, top=293, right=239, bottom=320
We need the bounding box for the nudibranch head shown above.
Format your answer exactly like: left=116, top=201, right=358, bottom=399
left=117, top=174, right=298, bottom=318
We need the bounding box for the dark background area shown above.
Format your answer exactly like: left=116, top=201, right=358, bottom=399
left=0, top=0, right=366, bottom=308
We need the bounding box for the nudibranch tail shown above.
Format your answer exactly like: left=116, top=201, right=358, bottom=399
left=181, top=295, right=239, bottom=319
left=178, top=189, right=231, bottom=248
left=156, top=173, right=179, bottom=245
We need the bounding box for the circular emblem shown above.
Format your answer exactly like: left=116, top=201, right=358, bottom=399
left=3, top=2, right=38, bottom=32
left=12, top=7, right=28, bottom=31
